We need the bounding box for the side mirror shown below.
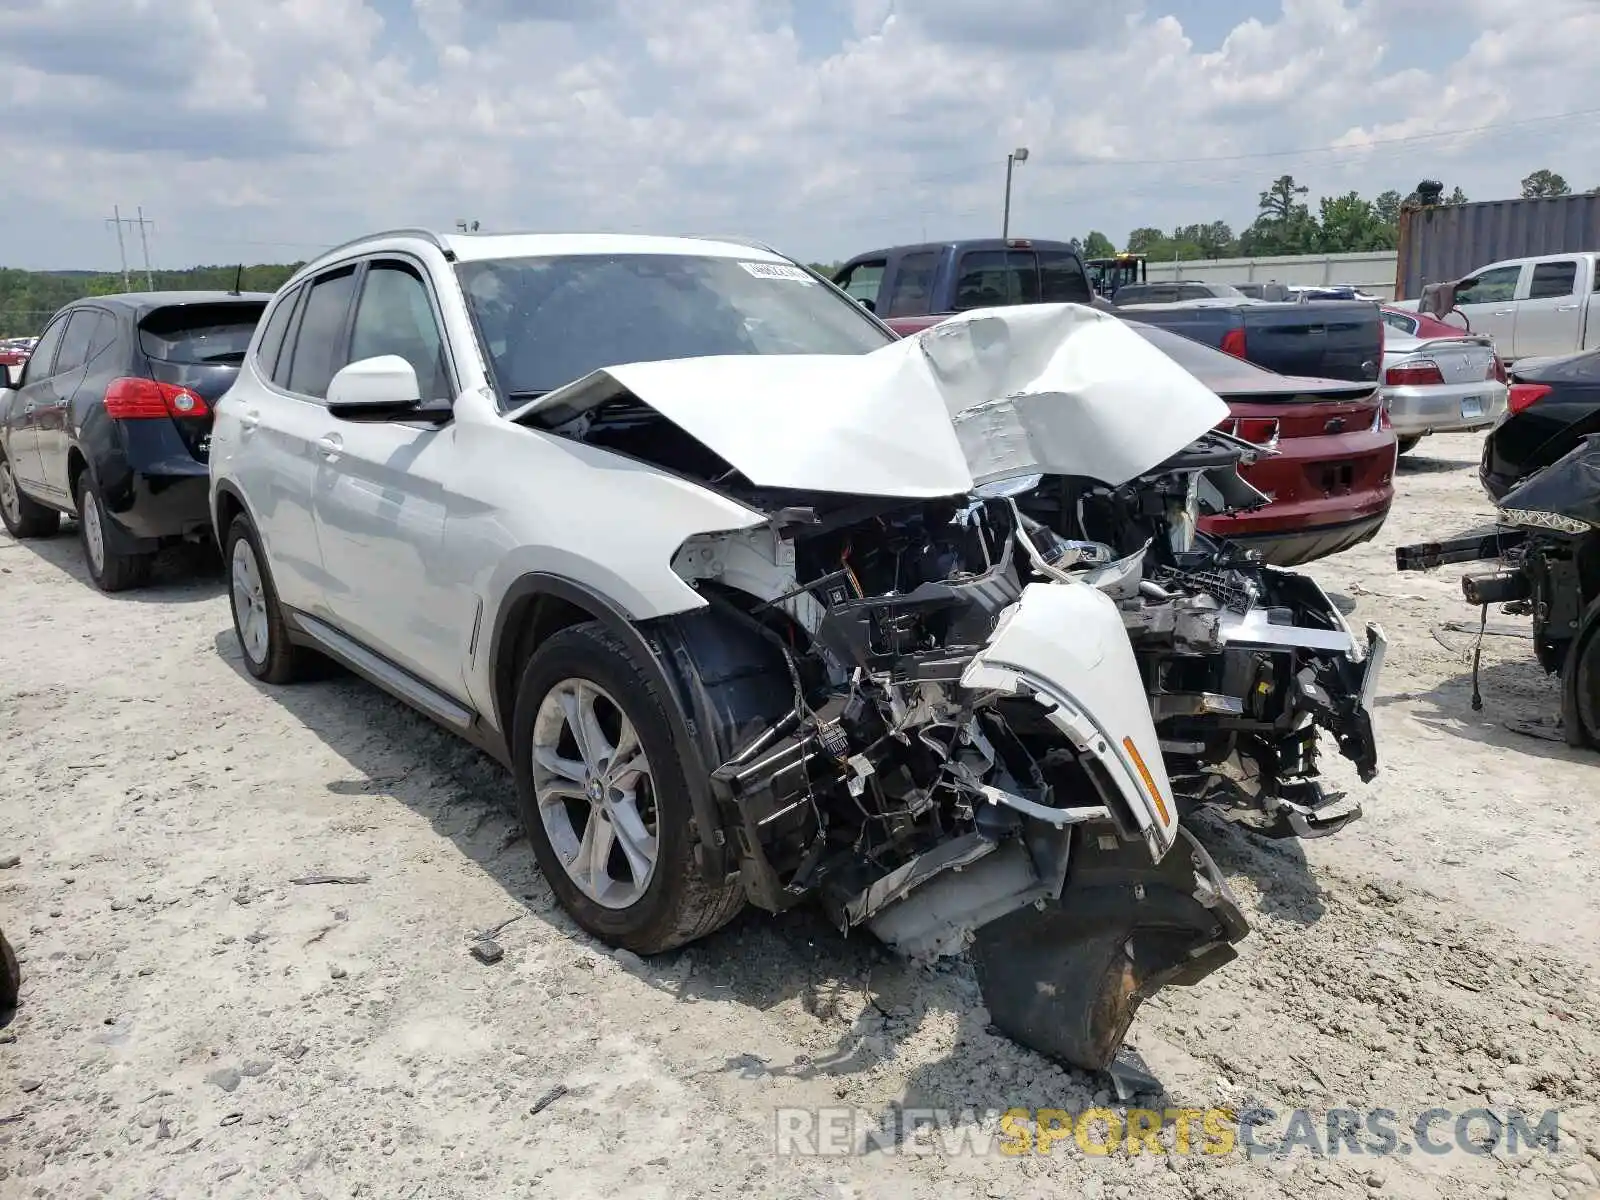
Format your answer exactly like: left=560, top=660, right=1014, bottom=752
left=1419, top=282, right=1459, bottom=319
left=326, top=355, right=421, bottom=419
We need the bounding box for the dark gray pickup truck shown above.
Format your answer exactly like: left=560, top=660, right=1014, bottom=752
left=1113, top=298, right=1385, bottom=384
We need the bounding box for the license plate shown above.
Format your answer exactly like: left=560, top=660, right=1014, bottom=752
left=1460, top=396, right=1483, bottom=418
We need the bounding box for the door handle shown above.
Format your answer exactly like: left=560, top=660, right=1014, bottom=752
left=21, top=401, right=34, bottom=414
left=317, top=433, right=343, bottom=461
left=239, top=410, right=260, bottom=435
left=1557, top=303, right=1579, bottom=312
left=1494, top=309, right=1514, bottom=316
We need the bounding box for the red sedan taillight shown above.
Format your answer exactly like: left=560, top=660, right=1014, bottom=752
left=1384, top=360, right=1445, bottom=387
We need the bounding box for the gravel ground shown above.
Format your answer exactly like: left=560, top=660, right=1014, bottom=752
left=2, top=430, right=1598, bottom=1200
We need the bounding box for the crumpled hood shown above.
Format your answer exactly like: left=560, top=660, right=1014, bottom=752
left=510, top=303, right=1230, bottom=497
left=1500, top=434, right=1600, bottom=529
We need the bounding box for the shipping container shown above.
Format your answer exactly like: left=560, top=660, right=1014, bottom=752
left=1395, top=193, right=1600, bottom=299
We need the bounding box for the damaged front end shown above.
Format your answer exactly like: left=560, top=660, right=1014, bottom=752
left=1006, top=433, right=1387, bottom=841
left=513, top=303, right=1383, bottom=1072
left=667, top=491, right=1247, bottom=1071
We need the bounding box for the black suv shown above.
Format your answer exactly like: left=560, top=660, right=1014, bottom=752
left=0, top=292, right=269, bottom=591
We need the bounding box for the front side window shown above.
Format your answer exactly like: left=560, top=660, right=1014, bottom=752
left=952, top=250, right=1039, bottom=310
left=19, top=314, right=70, bottom=385
left=1528, top=260, right=1578, bottom=300
left=835, top=260, right=887, bottom=307
left=456, top=253, right=893, bottom=399
left=284, top=267, right=358, bottom=399
left=349, top=261, right=451, bottom=402
left=1460, top=265, right=1521, bottom=305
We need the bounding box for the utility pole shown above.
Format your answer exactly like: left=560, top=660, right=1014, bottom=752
left=106, top=207, right=156, bottom=289
left=107, top=205, right=131, bottom=290
left=135, top=206, right=154, bottom=290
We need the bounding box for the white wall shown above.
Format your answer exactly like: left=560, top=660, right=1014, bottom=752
left=1144, top=251, right=1399, bottom=299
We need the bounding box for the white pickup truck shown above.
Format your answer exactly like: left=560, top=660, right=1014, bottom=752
left=1392, top=251, right=1600, bottom=364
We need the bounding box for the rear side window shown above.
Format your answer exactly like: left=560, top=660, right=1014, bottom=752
left=884, top=252, right=937, bottom=317
left=1039, top=251, right=1092, bottom=304
left=953, top=250, right=1039, bottom=310
left=254, top=286, right=300, bottom=384
left=139, top=303, right=266, bottom=365
left=284, top=268, right=358, bottom=399
left=1529, top=261, right=1577, bottom=300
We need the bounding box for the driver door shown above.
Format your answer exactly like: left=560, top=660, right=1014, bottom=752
left=1452, top=262, right=1525, bottom=357
left=3, top=312, right=70, bottom=490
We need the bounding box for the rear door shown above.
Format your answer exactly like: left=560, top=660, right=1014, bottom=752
left=1453, top=262, right=1524, bottom=356
left=3, top=313, right=70, bottom=490
left=311, top=256, right=465, bottom=695
left=1511, top=259, right=1584, bottom=360
left=245, top=269, right=357, bottom=614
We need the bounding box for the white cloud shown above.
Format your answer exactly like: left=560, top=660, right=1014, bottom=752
left=0, top=0, right=1595, bottom=271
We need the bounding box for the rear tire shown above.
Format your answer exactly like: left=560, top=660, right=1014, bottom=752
left=1396, top=436, right=1422, bottom=455
left=0, top=450, right=61, bottom=539
left=511, top=621, right=744, bottom=955
left=225, top=515, right=309, bottom=684
left=76, top=473, right=153, bottom=592
left=0, top=927, right=19, bottom=1010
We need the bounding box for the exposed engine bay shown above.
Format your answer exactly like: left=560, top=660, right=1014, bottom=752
left=511, top=304, right=1385, bottom=1072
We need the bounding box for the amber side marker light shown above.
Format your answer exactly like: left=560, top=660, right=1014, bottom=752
left=1122, top=736, right=1171, bottom=825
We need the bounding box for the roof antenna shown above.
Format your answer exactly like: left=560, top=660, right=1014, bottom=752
left=230, top=263, right=243, bottom=295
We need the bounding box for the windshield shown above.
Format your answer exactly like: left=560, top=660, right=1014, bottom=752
left=456, top=254, right=894, bottom=397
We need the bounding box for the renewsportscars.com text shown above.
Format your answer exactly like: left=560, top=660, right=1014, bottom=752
left=773, top=1105, right=1563, bottom=1159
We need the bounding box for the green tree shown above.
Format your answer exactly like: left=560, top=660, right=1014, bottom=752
left=1172, top=221, right=1236, bottom=259
left=1082, top=231, right=1116, bottom=258
left=0, top=262, right=302, bottom=339
left=1521, top=169, right=1571, bottom=198
left=1317, top=192, right=1396, bottom=253
left=1445, top=185, right=1469, bottom=205
left=1240, top=175, right=1319, bottom=256
left=1373, top=190, right=1404, bottom=228
left=1124, top=227, right=1166, bottom=254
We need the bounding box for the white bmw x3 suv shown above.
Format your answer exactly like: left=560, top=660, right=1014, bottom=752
left=209, top=227, right=1387, bottom=1070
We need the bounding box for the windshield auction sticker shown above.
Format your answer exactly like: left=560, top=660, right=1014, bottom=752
left=738, top=261, right=815, bottom=283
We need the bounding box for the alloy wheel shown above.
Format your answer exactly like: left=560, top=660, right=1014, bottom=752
left=530, top=678, right=659, bottom=909
left=230, top=537, right=270, bottom=665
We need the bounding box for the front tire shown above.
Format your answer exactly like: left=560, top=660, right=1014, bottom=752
left=1396, top=436, right=1422, bottom=455
left=225, top=515, right=308, bottom=684
left=0, top=450, right=61, bottom=539
left=511, top=622, right=744, bottom=955
left=76, top=473, right=153, bottom=592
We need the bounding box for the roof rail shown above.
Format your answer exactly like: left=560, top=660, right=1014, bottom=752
left=309, top=227, right=450, bottom=265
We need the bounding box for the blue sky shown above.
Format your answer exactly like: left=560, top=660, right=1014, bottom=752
left=0, top=0, right=1594, bottom=272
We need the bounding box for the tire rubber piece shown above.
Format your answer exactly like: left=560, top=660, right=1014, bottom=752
left=77, top=473, right=153, bottom=592
left=224, top=515, right=310, bottom=685
left=1396, top=436, right=1421, bottom=455
left=0, top=452, right=61, bottom=539
left=970, top=824, right=1248, bottom=1072
left=511, top=621, right=745, bottom=955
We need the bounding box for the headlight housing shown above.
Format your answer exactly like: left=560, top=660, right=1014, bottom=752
left=1496, top=507, right=1593, bottom=535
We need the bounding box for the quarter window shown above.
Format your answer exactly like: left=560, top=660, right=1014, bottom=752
left=255, top=285, right=300, bottom=385
left=53, top=310, right=101, bottom=374
left=348, top=261, right=451, bottom=403
left=284, top=267, right=358, bottom=399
